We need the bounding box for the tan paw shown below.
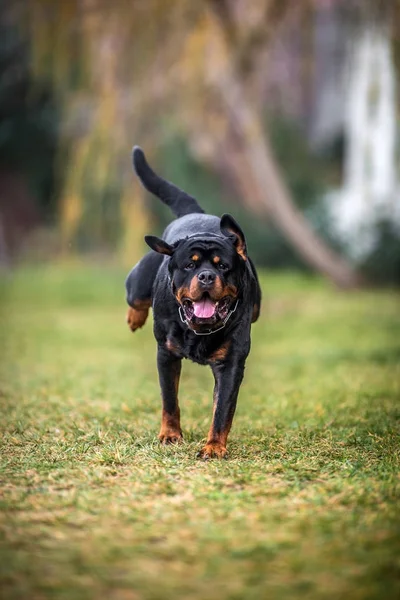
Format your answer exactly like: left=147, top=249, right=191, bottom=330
left=126, top=306, right=148, bottom=332
left=158, top=430, right=183, bottom=445
left=197, top=442, right=227, bottom=459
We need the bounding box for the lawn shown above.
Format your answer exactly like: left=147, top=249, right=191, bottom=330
left=0, top=264, right=399, bottom=600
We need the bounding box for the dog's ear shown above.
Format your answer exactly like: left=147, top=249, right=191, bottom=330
left=145, top=236, right=175, bottom=256
left=220, top=214, right=247, bottom=261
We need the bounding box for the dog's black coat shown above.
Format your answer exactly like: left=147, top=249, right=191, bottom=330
left=125, top=147, right=261, bottom=458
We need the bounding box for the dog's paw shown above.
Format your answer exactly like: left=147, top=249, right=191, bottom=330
left=158, top=430, right=183, bottom=445
left=197, top=442, right=227, bottom=460
left=126, top=307, right=148, bottom=332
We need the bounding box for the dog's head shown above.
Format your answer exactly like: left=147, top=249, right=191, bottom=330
left=145, top=214, right=247, bottom=327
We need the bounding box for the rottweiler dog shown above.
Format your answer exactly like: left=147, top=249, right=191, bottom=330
left=126, top=147, right=261, bottom=458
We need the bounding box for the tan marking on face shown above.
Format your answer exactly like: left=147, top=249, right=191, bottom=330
left=176, top=286, right=189, bottom=304
left=176, top=275, right=202, bottom=303
left=192, top=254, right=199, bottom=262
left=176, top=277, right=237, bottom=304
left=213, top=278, right=238, bottom=300
left=189, top=275, right=202, bottom=298
left=176, top=276, right=203, bottom=303
left=213, top=256, right=220, bottom=264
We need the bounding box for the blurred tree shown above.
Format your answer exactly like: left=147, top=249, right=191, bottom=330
left=157, top=129, right=337, bottom=271
left=192, top=0, right=360, bottom=287
left=27, top=0, right=154, bottom=262
left=24, top=0, right=392, bottom=285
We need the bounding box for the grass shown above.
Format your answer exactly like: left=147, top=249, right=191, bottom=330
left=0, top=263, right=399, bottom=600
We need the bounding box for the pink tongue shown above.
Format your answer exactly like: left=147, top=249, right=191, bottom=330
left=193, top=297, right=216, bottom=319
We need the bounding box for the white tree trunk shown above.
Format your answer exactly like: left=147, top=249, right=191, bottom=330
left=332, top=25, right=400, bottom=259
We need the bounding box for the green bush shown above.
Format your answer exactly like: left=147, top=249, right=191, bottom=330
left=361, top=220, right=400, bottom=284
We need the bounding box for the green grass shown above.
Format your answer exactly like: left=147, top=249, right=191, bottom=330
left=0, top=264, right=399, bottom=600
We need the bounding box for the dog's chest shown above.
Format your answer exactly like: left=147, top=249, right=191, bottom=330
left=166, top=329, right=228, bottom=365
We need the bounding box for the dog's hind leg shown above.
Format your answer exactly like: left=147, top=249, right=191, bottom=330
left=125, top=251, right=163, bottom=332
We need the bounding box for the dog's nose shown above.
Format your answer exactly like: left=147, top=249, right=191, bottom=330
left=198, top=270, right=216, bottom=287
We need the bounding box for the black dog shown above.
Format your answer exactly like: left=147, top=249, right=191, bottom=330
left=126, top=147, right=261, bottom=458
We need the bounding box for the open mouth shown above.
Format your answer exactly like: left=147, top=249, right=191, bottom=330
left=182, top=294, right=234, bottom=323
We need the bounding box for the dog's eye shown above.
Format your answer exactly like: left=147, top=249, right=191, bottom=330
left=185, top=262, right=196, bottom=270
left=218, top=262, right=229, bottom=271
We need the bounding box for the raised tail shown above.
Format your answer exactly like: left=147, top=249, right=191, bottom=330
left=132, top=146, right=204, bottom=218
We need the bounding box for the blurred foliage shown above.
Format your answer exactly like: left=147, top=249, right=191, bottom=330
left=0, top=0, right=398, bottom=283
left=155, top=124, right=340, bottom=271
left=360, top=220, right=400, bottom=284
left=269, top=119, right=327, bottom=211
left=154, top=129, right=400, bottom=282
left=0, top=5, right=59, bottom=219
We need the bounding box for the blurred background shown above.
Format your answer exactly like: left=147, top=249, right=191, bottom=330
left=0, top=0, right=399, bottom=285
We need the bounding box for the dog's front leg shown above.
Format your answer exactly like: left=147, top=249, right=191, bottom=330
left=198, top=357, right=246, bottom=459
left=157, top=346, right=183, bottom=444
